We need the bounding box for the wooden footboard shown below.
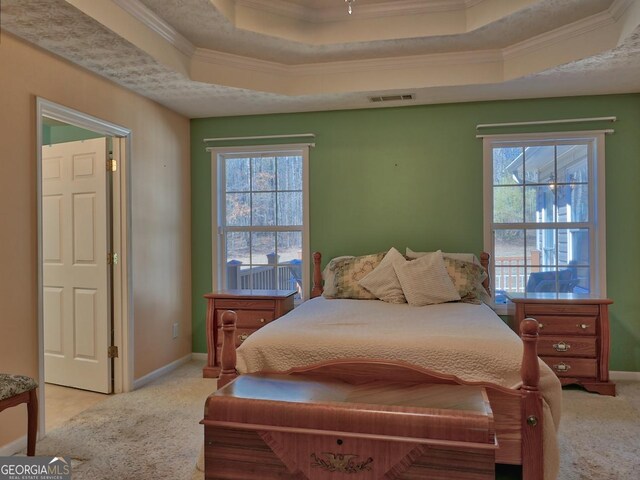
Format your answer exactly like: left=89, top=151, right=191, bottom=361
left=218, top=313, right=544, bottom=479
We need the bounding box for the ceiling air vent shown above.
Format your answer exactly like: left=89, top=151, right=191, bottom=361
left=369, top=94, right=415, bottom=103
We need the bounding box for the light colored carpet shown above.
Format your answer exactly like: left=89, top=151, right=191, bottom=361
left=31, top=360, right=215, bottom=480
left=28, top=362, right=639, bottom=479
left=557, top=381, right=640, bottom=479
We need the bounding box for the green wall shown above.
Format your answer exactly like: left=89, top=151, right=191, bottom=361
left=191, top=94, right=640, bottom=371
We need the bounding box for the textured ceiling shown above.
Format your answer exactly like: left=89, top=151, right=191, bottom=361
left=138, top=0, right=613, bottom=64
left=1, top=0, right=639, bottom=118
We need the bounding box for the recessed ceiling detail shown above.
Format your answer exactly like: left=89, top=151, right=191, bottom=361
left=1, top=0, right=639, bottom=117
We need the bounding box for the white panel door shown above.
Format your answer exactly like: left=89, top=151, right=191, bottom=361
left=42, top=138, right=112, bottom=393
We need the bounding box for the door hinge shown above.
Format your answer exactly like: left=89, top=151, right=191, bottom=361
left=107, top=252, right=119, bottom=265
left=107, top=159, right=117, bottom=172
left=108, top=345, right=119, bottom=358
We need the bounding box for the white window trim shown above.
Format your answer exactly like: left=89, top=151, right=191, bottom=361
left=210, top=143, right=310, bottom=300
left=482, top=131, right=606, bottom=314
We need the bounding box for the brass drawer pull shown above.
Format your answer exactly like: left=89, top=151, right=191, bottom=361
left=553, top=362, right=571, bottom=372
left=553, top=341, right=571, bottom=352
left=238, top=333, right=249, bottom=343
left=538, top=322, right=544, bottom=330
left=259, top=318, right=265, bottom=323
left=577, top=323, right=590, bottom=330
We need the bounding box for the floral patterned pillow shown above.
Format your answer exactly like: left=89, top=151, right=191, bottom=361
left=324, top=252, right=386, bottom=299
left=443, top=257, right=488, bottom=304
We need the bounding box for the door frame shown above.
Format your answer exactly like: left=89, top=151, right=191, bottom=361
left=36, top=98, right=134, bottom=435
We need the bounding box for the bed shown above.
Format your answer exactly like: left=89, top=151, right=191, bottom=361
left=214, top=252, right=562, bottom=480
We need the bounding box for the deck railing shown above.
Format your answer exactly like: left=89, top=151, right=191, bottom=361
left=494, top=256, right=526, bottom=293
left=226, top=257, right=301, bottom=294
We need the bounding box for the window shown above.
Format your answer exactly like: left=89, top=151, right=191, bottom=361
left=212, top=145, right=309, bottom=299
left=483, top=132, right=606, bottom=305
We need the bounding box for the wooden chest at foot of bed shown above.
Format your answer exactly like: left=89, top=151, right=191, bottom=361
left=202, top=374, right=497, bottom=480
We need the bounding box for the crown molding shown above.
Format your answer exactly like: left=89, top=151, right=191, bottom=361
left=236, top=0, right=472, bottom=23
left=608, top=0, right=635, bottom=21
left=503, top=9, right=616, bottom=59
left=111, top=0, right=196, bottom=56
left=193, top=46, right=501, bottom=77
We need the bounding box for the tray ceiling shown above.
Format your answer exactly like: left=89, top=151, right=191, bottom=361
left=1, top=0, right=639, bottom=117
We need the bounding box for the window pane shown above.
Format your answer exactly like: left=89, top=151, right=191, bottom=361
left=573, top=267, right=590, bottom=293
left=277, top=156, right=302, bottom=190
left=495, top=266, right=525, bottom=294
left=252, top=156, right=276, bottom=191
left=277, top=232, right=302, bottom=262
left=526, top=229, right=556, bottom=266
left=277, top=232, right=302, bottom=296
left=277, top=192, right=302, bottom=226
left=225, top=232, right=250, bottom=289
left=557, top=184, right=588, bottom=222
left=558, top=228, right=589, bottom=265
left=226, top=232, right=250, bottom=265
left=493, top=147, right=523, bottom=185
left=225, top=157, right=250, bottom=192
left=557, top=144, right=588, bottom=183
left=226, top=193, right=250, bottom=226
left=524, top=145, right=555, bottom=184
left=525, top=185, right=555, bottom=223
left=526, top=266, right=560, bottom=293
left=493, top=186, right=523, bottom=223
left=251, top=231, right=276, bottom=265
left=252, top=192, right=276, bottom=226
left=494, top=230, right=524, bottom=267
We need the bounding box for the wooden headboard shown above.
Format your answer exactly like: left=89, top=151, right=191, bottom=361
left=310, top=251, right=492, bottom=299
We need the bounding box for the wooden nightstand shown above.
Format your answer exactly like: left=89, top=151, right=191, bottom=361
left=509, top=293, right=615, bottom=396
left=203, top=290, right=296, bottom=378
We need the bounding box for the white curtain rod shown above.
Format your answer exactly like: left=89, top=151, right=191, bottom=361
left=206, top=143, right=315, bottom=151
left=203, top=133, right=316, bottom=142
left=476, top=128, right=615, bottom=139
left=476, top=116, right=616, bottom=130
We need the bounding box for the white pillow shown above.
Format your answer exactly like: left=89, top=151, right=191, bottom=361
left=393, top=251, right=461, bottom=306
left=322, top=256, right=354, bottom=297
left=358, top=247, right=406, bottom=304
left=406, top=247, right=480, bottom=265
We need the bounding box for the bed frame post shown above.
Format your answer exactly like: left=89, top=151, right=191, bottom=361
left=219, top=310, right=239, bottom=389
left=520, top=318, right=544, bottom=480
left=480, top=251, right=491, bottom=297
left=311, top=251, right=323, bottom=298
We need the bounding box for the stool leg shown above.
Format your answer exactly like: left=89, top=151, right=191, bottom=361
left=27, top=389, right=38, bottom=456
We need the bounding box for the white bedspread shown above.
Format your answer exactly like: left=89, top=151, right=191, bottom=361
left=236, top=297, right=562, bottom=479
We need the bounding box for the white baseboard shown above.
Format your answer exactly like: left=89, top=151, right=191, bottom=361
left=610, top=370, right=640, bottom=381
left=0, top=435, right=27, bottom=456
left=191, top=352, right=207, bottom=362
left=133, top=353, right=192, bottom=390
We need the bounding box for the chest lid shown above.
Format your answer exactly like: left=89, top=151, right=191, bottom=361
left=205, top=373, right=495, bottom=446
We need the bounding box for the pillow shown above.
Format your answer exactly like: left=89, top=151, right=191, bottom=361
left=324, top=252, right=386, bottom=299
left=358, top=247, right=406, bottom=304
left=322, top=256, right=354, bottom=298
left=406, top=248, right=480, bottom=265
left=393, top=251, right=461, bottom=306
left=443, top=257, right=488, bottom=304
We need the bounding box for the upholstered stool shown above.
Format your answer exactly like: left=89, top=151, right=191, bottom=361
left=0, top=374, right=38, bottom=455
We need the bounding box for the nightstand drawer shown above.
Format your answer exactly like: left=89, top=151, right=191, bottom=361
left=538, top=336, right=597, bottom=357
left=524, top=304, right=598, bottom=316
left=215, top=299, right=275, bottom=310
left=541, top=357, right=597, bottom=378
left=216, top=327, right=258, bottom=347
left=216, top=309, right=275, bottom=328
left=528, top=315, right=597, bottom=335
